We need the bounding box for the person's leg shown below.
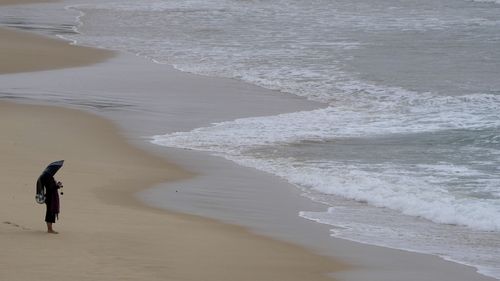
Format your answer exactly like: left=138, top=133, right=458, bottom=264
left=45, top=205, right=58, bottom=234
left=46, top=222, right=58, bottom=234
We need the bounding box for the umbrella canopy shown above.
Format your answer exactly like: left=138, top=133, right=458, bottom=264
left=43, top=160, right=64, bottom=176
left=36, top=160, right=64, bottom=204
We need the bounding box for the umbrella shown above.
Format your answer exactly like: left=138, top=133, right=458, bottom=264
left=36, top=160, right=64, bottom=204
left=43, top=160, right=64, bottom=177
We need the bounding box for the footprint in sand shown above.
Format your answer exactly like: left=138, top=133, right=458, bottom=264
left=3, top=221, right=30, bottom=230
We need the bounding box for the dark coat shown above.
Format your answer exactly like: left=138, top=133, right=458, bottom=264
left=39, top=172, right=60, bottom=215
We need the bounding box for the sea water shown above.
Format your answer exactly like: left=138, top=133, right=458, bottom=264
left=1, top=0, right=499, bottom=278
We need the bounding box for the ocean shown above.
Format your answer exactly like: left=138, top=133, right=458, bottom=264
left=1, top=0, right=499, bottom=278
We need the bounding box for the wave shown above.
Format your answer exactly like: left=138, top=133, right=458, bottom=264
left=152, top=91, right=500, bottom=152
left=151, top=90, right=500, bottom=232
left=471, top=0, right=500, bottom=4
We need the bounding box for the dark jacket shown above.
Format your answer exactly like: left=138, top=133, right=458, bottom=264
left=39, top=172, right=60, bottom=215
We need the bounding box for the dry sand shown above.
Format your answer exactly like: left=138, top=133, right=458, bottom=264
left=0, top=27, right=114, bottom=74
left=0, top=0, right=113, bottom=74
left=0, top=101, right=345, bottom=281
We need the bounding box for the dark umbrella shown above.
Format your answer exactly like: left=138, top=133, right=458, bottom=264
left=43, top=160, right=64, bottom=176
left=36, top=160, right=64, bottom=204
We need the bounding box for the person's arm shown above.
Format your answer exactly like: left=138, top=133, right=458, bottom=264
left=43, top=174, right=59, bottom=194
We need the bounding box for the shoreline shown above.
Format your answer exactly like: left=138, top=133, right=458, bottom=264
left=0, top=0, right=113, bottom=74
left=3, top=48, right=495, bottom=281
left=0, top=1, right=497, bottom=280
left=0, top=100, right=345, bottom=281
left=0, top=1, right=348, bottom=280
left=0, top=26, right=115, bottom=74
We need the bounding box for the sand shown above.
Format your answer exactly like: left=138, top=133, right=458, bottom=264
left=0, top=27, right=115, bottom=74
left=0, top=0, right=114, bottom=75
left=0, top=1, right=346, bottom=280
left=0, top=101, right=344, bottom=281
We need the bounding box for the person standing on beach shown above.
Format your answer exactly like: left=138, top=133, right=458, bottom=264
left=37, top=166, right=63, bottom=234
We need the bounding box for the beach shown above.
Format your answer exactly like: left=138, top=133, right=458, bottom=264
left=0, top=101, right=343, bottom=281
left=0, top=24, right=113, bottom=74
left=0, top=1, right=346, bottom=281
left=0, top=0, right=113, bottom=74
left=1, top=0, right=498, bottom=281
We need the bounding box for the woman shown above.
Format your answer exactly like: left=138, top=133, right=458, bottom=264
left=38, top=164, right=63, bottom=234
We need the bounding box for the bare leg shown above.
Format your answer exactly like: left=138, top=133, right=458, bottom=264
left=47, top=223, right=58, bottom=234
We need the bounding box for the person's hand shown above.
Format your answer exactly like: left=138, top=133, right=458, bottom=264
left=58, top=181, right=64, bottom=195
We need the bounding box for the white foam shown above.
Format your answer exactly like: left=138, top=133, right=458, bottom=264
left=216, top=155, right=500, bottom=231
left=191, top=152, right=500, bottom=277
left=299, top=204, right=500, bottom=280
left=471, top=0, right=500, bottom=4
left=69, top=0, right=226, bottom=12
left=150, top=82, right=500, bottom=233
left=152, top=91, right=500, bottom=152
